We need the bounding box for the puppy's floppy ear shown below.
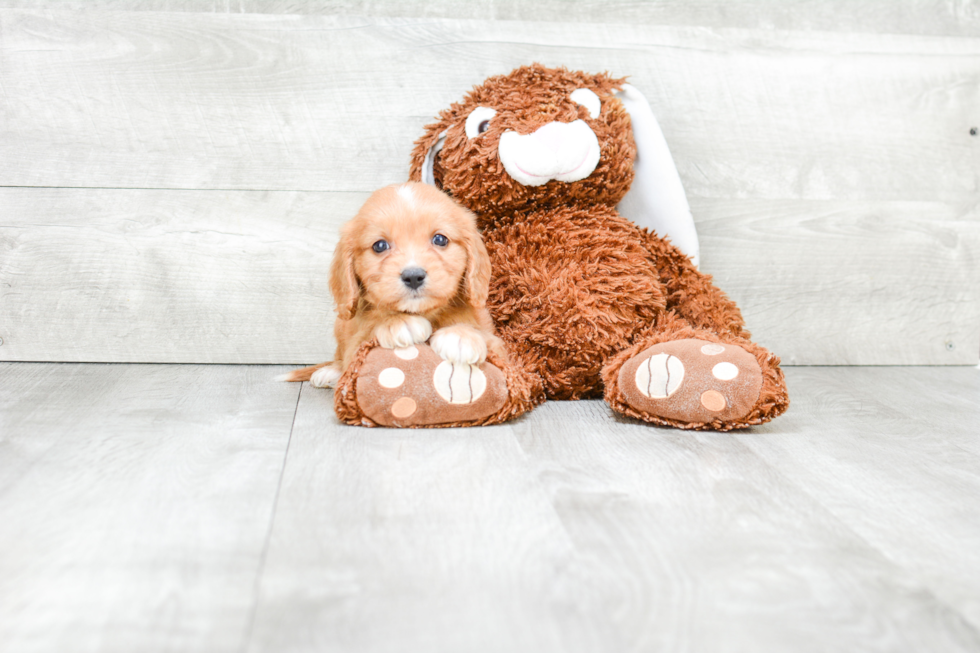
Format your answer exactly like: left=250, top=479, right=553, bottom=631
left=459, top=215, right=491, bottom=309
left=329, top=226, right=360, bottom=320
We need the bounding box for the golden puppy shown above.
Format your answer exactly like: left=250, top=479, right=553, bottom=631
left=283, top=182, right=504, bottom=388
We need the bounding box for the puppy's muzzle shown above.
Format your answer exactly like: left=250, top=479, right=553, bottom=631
left=401, top=267, right=427, bottom=290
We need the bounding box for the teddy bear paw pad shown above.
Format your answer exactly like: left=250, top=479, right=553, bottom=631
left=355, top=344, right=508, bottom=427
left=618, top=339, right=763, bottom=425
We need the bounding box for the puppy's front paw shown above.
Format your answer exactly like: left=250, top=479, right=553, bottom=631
left=375, top=315, right=433, bottom=349
left=430, top=324, right=488, bottom=365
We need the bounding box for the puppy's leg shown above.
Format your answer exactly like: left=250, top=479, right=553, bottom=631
left=310, top=363, right=343, bottom=388
left=276, top=361, right=332, bottom=383
left=375, top=314, right=432, bottom=349
left=430, top=324, right=488, bottom=365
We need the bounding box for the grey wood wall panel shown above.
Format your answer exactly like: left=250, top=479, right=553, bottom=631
left=1, top=1, right=978, bottom=37
left=0, top=362, right=300, bottom=653
left=694, top=199, right=980, bottom=366
left=245, top=367, right=980, bottom=653
left=2, top=188, right=976, bottom=364
left=0, top=188, right=365, bottom=363
left=1, top=8, right=977, bottom=365
left=1, top=10, right=978, bottom=203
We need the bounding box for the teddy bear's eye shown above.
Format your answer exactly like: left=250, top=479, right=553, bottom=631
left=465, top=106, right=497, bottom=138
left=570, top=88, right=601, bottom=119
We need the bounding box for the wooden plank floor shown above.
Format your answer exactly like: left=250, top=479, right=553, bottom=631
left=1, top=363, right=979, bottom=652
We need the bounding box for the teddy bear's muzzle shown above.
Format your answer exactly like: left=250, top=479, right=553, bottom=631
left=497, top=119, right=600, bottom=187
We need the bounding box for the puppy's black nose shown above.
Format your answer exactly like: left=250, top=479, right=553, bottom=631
left=401, top=267, right=427, bottom=290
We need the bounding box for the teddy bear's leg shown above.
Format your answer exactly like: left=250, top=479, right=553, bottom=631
left=602, top=312, right=789, bottom=431
left=331, top=340, right=543, bottom=428
left=639, top=229, right=749, bottom=338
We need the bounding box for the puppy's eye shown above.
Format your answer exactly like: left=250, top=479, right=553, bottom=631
left=372, top=240, right=390, bottom=253
left=431, top=233, right=449, bottom=247
left=570, top=88, right=601, bottom=119
left=465, top=106, right=497, bottom=138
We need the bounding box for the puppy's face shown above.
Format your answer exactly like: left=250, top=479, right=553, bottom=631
left=331, top=183, right=490, bottom=319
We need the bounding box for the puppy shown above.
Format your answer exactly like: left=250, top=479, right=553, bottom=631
left=281, top=182, right=505, bottom=388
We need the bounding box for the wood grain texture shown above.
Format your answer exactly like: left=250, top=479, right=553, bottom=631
left=694, top=199, right=980, bottom=365
left=0, top=8, right=977, bottom=365
left=1, top=0, right=978, bottom=37
left=1, top=189, right=976, bottom=365
left=1, top=10, right=978, bottom=203
left=246, top=365, right=980, bottom=652
left=736, top=366, right=980, bottom=631
left=0, top=362, right=978, bottom=651
left=0, top=362, right=301, bottom=653
left=0, top=188, right=368, bottom=363
left=247, top=385, right=577, bottom=653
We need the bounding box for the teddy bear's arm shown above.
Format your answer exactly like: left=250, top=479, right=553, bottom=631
left=639, top=229, right=748, bottom=338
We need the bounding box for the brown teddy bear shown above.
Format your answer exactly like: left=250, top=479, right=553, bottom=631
left=333, top=64, right=788, bottom=430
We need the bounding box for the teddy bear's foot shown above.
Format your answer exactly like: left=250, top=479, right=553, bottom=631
left=608, top=338, right=787, bottom=430
left=348, top=343, right=510, bottom=427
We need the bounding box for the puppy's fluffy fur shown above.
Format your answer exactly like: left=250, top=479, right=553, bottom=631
left=281, top=182, right=505, bottom=387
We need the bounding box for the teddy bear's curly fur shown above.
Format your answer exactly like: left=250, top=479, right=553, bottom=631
left=401, top=64, right=789, bottom=430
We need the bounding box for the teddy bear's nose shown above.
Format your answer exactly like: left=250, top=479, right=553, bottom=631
left=532, top=122, right=567, bottom=154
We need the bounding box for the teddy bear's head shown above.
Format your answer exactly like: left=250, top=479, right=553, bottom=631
left=409, top=64, right=636, bottom=219
left=409, top=64, right=702, bottom=266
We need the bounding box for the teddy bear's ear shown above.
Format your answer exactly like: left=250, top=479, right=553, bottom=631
left=420, top=130, right=447, bottom=187
left=409, top=122, right=449, bottom=188
left=615, top=84, right=701, bottom=268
